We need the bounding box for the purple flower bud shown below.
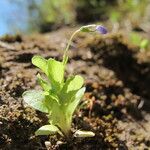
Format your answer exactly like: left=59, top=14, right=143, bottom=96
left=96, top=25, right=107, bottom=34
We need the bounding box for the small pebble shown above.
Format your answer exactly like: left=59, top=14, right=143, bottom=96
left=45, top=141, right=51, bottom=149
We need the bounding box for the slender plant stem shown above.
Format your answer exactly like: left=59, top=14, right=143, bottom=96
left=63, top=29, right=80, bottom=64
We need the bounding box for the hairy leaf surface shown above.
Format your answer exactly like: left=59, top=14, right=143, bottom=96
left=23, top=90, right=48, bottom=113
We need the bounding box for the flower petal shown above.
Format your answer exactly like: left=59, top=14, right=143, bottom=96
left=96, top=25, right=107, bottom=34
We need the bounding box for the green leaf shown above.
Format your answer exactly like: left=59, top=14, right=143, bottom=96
left=59, top=75, right=84, bottom=104
left=74, top=130, right=95, bottom=137
left=67, top=87, right=85, bottom=116
left=32, top=56, right=48, bottom=75
left=35, top=125, right=62, bottom=136
left=23, top=90, right=48, bottom=113
left=140, top=39, right=149, bottom=49
left=37, top=73, right=51, bottom=91
left=62, top=75, right=84, bottom=93
left=48, top=90, right=60, bottom=104
left=130, top=32, right=142, bottom=46
left=47, top=58, right=64, bottom=91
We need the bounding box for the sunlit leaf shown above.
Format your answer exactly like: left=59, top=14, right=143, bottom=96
left=23, top=90, right=48, bottom=113
left=35, top=124, right=62, bottom=136
left=62, top=75, right=84, bottom=93
left=47, top=58, right=64, bottom=91
left=140, top=39, right=149, bottom=49
left=67, top=87, right=85, bottom=116
left=60, top=75, right=84, bottom=104
left=32, top=56, right=48, bottom=75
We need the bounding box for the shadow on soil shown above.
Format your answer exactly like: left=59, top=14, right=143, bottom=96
left=91, top=38, right=150, bottom=113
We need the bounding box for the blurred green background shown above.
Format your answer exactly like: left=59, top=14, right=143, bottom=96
left=0, top=0, right=150, bottom=35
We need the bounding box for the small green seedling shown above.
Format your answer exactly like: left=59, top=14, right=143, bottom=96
left=140, top=39, right=149, bottom=50
left=23, top=24, right=107, bottom=138
left=130, top=32, right=149, bottom=51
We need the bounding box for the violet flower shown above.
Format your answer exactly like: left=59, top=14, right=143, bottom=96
left=96, top=25, right=107, bottom=34
left=80, top=24, right=107, bottom=34
left=63, top=24, right=108, bottom=64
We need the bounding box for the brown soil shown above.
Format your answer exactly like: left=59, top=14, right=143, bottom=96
left=0, top=27, right=150, bottom=150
